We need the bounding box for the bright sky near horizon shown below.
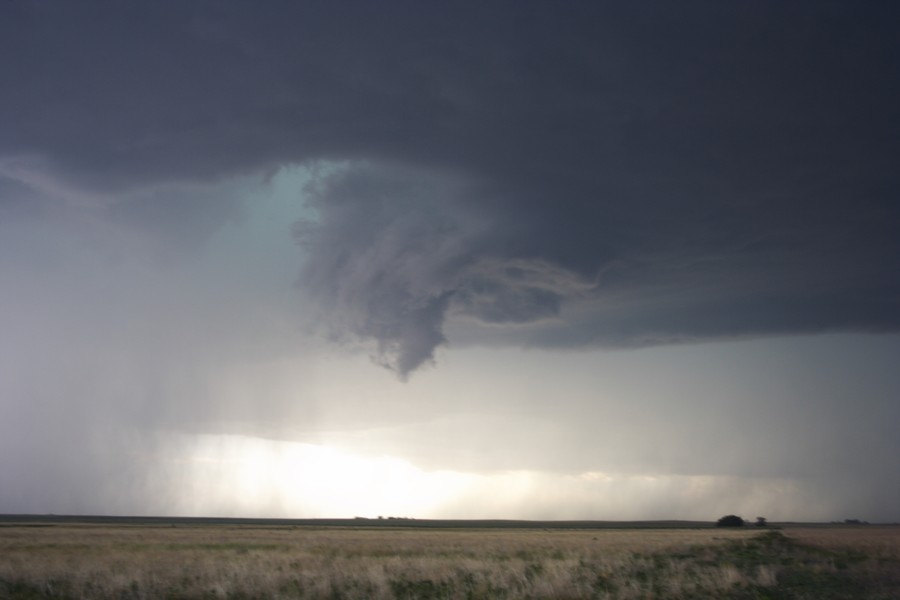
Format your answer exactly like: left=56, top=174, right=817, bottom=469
left=1, top=2, right=899, bottom=522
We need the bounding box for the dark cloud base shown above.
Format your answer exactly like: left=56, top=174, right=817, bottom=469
left=2, top=2, right=899, bottom=375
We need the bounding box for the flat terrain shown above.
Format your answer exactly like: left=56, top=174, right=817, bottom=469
left=0, top=519, right=897, bottom=599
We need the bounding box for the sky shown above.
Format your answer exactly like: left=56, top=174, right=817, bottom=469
left=1, top=1, right=899, bottom=522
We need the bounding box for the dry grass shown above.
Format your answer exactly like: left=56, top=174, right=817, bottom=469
left=0, top=523, right=897, bottom=599
left=783, top=526, right=900, bottom=559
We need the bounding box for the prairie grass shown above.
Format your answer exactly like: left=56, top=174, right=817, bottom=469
left=0, top=523, right=897, bottom=599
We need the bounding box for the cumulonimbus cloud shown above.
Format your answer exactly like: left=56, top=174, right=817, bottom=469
left=3, top=2, right=899, bottom=376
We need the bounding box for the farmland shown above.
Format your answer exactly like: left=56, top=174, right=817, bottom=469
left=0, top=518, right=897, bottom=599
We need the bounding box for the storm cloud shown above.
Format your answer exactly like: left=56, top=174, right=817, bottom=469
left=3, top=1, right=898, bottom=376
left=2, top=2, right=900, bottom=521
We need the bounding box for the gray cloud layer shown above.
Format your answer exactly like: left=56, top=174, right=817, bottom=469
left=3, top=1, right=899, bottom=375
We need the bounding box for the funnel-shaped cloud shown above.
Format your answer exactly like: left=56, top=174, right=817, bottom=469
left=295, top=164, right=597, bottom=376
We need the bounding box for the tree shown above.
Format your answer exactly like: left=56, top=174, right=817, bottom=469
left=716, top=515, right=745, bottom=527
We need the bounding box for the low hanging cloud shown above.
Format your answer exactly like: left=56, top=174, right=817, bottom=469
left=294, top=163, right=601, bottom=376
left=2, top=2, right=899, bottom=376
left=293, top=153, right=899, bottom=377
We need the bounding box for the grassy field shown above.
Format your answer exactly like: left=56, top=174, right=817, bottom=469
left=0, top=521, right=897, bottom=599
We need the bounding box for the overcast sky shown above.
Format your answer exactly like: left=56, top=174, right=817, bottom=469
left=1, top=1, right=899, bottom=522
